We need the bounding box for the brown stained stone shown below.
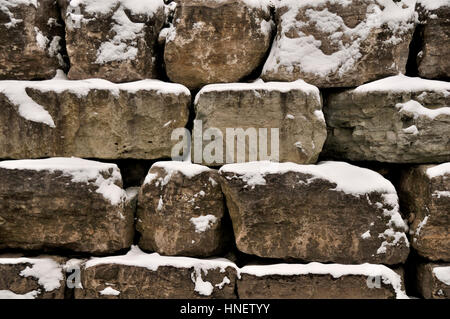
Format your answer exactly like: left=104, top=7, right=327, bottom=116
left=0, top=158, right=136, bottom=255
left=137, top=162, right=230, bottom=257
left=398, top=164, right=450, bottom=261
left=0, top=0, right=65, bottom=80
left=163, top=0, right=273, bottom=89
left=416, top=263, right=450, bottom=299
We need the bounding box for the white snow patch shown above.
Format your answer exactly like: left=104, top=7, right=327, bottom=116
left=0, top=290, right=39, bottom=299
left=396, top=100, right=450, bottom=120
left=99, top=287, right=120, bottom=296
left=240, top=262, right=408, bottom=299
left=0, top=157, right=126, bottom=206
left=426, top=163, right=450, bottom=178
left=361, top=230, right=371, bottom=239
left=219, top=161, right=397, bottom=196
left=433, top=266, right=450, bottom=286
left=215, top=276, right=231, bottom=289
left=195, top=79, right=320, bottom=105
left=0, top=256, right=63, bottom=292
left=190, top=215, right=217, bottom=233
left=402, top=125, right=419, bottom=135
left=144, top=161, right=212, bottom=186
left=417, top=0, right=450, bottom=11
left=354, top=74, right=450, bottom=94
left=433, top=191, right=450, bottom=198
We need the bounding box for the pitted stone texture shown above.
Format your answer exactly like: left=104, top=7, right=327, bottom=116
left=398, top=163, right=450, bottom=261
left=0, top=255, right=66, bottom=299
left=261, top=0, right=416, bottom=88
left=74, top=247, right=238, bottom=299
left=0, top=158, right=136, bottom=254
left=0, top=0, right=65, bottom=80
left=137, top=162, right=229, bottom=257
left=0, top=76, right=190, bottom=159
left=163, top=0, right=273, bottom=89
left=219, top=161, right=410, bottom=264
left=416, top=263, right=450, bottom=299
left=323, top=76, right=450, bottom=163
left=193, top=81, right=327, bottom=165
left=416, top=1, right=450, bottom=79
left=59, top=0, right=165, bottom=82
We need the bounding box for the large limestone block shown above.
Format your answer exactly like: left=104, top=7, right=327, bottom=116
left=0, top=158, right=137, bottom=254
left=0, top=255, right=66, bottom=299
left=59, top=0, right=165, bottom=82
left=398, top=163, right=450, bottom=261
left=416, top=1, right=450, bottom=79
left=238, top=263, right=407, bottom=299
left=323, top=75, right=450, bottom=163
left=261, top=0, right=416, bottom=88
left=416, top=263, right=450, bottom=299
left=163, top=0, right=273, bottom=89
left=137, top=161, right=230, bottom=257
left=219, top=161, right=410, bottom=264
left=74, top=246, right=238, bottom=299
left=0, top=72, right=190, bottom=159
left=193, top=81, right=327, bottom=165
left=0, top=0, right=65, bottom=80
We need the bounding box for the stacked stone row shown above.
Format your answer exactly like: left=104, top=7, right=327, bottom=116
left=0, top=0, right=449, bottom=299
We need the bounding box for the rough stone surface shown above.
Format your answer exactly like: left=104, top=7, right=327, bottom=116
left=0, top=255, right=66, bottom=299
left=417, top=1, right=450, bottom=79
left=163, top=0, right=273, bottom=89
left=0, top=158, right=136, bottom=254
left=193, top=81, right=327, bottom=164
left=398, top=164, right=450, bottom=261
left=137, top=162, right=229, bottom=257
left=0, top=76, right=190, bottom=159
left=238, top=264, right=405, bottom=299
left=261, top=0, right=416, bottom=88
left=416, top=263, right=450, bottom=299
left=219, top=161, right=410, bottom=264
left=74, top=247, right=238, bottom=299
left=59, top=0, right=165, bottom=82
left=323, top=76, right=450, bottom=163
left=0, top=0, right=65, bottom=80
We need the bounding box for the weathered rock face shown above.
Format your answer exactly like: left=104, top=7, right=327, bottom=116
left=137, top=162, right=229, bottom=257
left=323, top=75, right=450, bottom=163
left=193, top=81, right=327, bottom=165
left=0, top=74, right=190, bottom=159
left=238, top=264, right=407, bottom=299
left=74, top=246, right=238, bottom=299
left=416, top=263, right=450, bottom=299
left=0, top=0, right=65, bottom=80
left=219, top=161, right=410, bottom=264
left=0, top=255, right=66, bottom=299
left=59, top=0, right=165, bottom=82
left=163, top=0, right=273, bottom=89
left=261, top=0, right=416, bottom=88
left=0, top=158, right=136, bottom=254
left=398, top=163, right=450, bottom=261
left=416, top=1, right=450, bottom=79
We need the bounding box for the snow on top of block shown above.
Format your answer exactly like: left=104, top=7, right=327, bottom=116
left=68, top=0, right=164, bottom=16
left=396, top=100, right=450, bottom=120
left=144, top=161, right=212, bottom=185
left=194, top=79, right=320, bottom=105
left=85, top=245, right=237, bottom=272
left=85, top=245, right=237, bottom=296
left=240, top=262, right=408, bottom=299
left=0, top=256, right=64, bottom=292
left=0, top=157, right=126, bottom=205
left=426, top=163, right=450, bottom=178
left=433, top=266, right=450, bottom=285
left=354, top=74, right=450, bottom=94
left=0, top=290, right=39, bottom=299
left=219, top=161, right=397, bottom=196
left=0, top=70, right=189, bottom=127
left=417, top=0, right=450, bottom=11
left=262, top=0, right=416, bottom=79
left=99, top=287, right=121, bottom=296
